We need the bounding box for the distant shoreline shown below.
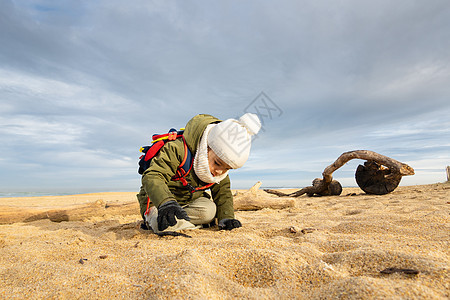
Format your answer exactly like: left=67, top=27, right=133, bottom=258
left=0, top=187, right=357, bottom=198
left=1, top=182, right=447, bottom=198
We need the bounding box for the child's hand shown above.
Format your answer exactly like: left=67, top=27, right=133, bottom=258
left=157, top=200, right=190, bottom=231
left=218, top=219, right=242, bottom=230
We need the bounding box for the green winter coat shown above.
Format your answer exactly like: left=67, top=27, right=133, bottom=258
left=137, top=114, right=235, bottom=221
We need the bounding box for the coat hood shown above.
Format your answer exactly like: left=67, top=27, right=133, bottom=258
left=183, top=114, right=222, bottom=153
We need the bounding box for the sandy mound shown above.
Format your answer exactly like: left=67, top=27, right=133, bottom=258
left=0, top=183, right=449, bottom=299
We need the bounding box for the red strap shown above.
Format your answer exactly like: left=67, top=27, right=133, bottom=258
left=179, top=136, right=188, bottom=167
left=193, top=183, right=215, bottom=191
left=144, top=197, right=151, bottom=216
left=152, top=133, right=184, bottom=141
left=179, top=177, right=188, bottom=186
left=145, top=140, right=165, bottom=161
left=172, top=136, right=190, bottom=181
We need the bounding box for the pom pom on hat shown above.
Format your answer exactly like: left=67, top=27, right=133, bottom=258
left=207, top=113, right=261, bottom=169
left=239, top=113, right=261, bottom=135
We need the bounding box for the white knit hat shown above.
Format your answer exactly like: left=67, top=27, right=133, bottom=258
left=207, top=113, right=261, bottom=169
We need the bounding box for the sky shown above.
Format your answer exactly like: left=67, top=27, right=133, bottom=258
left=1, top=0, right=449, bottom=194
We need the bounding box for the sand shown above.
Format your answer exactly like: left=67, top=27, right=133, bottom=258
left=0, top=183, right=449, bottom=299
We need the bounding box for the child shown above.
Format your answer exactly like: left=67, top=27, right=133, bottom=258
left=137, top=113, right=261, bottom=233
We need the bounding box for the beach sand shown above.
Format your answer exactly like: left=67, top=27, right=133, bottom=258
left=0, top=183, right=448, bottom=299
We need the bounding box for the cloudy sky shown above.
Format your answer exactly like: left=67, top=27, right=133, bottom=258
left=1, top=0, right=449, bottom=194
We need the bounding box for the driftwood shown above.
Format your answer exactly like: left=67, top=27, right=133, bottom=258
left=0, top=182, right=297, bottom=224
left=0, top=200, right=139, bottom=225
left=265, top=150, right=414, bottom=197
left=233, top=181, right=296, bottom=210
left=447, top=166, right=450, bottom=182
left=355, top=161, right=402, bottom=194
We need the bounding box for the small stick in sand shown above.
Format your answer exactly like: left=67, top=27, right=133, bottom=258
left=156, top=231, right=192, bottom=238
left=380, top=267, right=419, bottom=275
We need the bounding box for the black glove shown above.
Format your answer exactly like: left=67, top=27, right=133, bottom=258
left=218, top=218, right=242, bottom=230
left=157, top=200, right=190, bottom=231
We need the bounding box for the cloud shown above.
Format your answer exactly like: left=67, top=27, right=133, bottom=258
left=0, top=0, right=449, bottom=192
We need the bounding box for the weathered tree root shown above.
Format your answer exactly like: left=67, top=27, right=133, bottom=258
left=355, top=161, right=402, bottom=195
left=264, top=150, right=414, bottom=197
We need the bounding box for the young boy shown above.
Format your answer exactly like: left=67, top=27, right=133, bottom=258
left=137, top=113, right=261, bottom=233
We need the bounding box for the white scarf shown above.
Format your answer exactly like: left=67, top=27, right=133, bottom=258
left=193, top=124, right=229, bottom=184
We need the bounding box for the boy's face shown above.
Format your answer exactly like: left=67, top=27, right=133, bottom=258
left=207, top=147, right=232, bottom=177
